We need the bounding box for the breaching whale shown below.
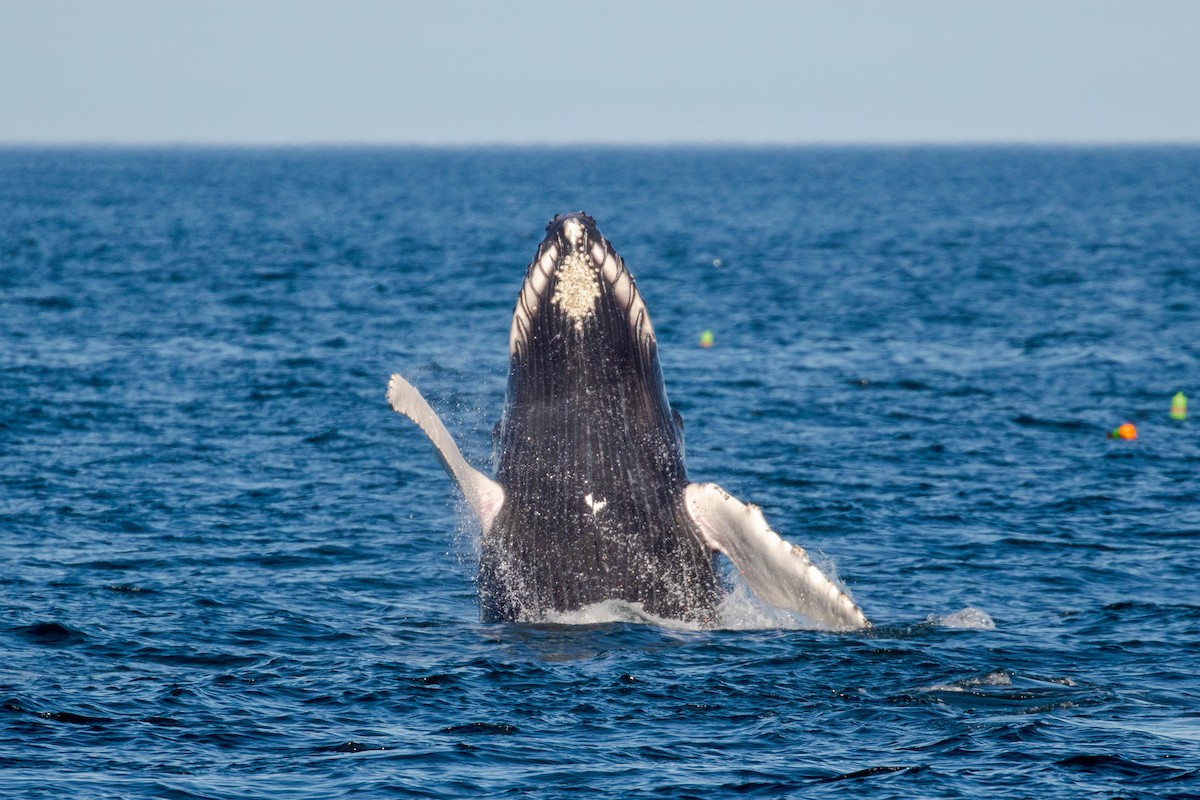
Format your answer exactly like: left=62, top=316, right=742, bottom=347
left=388, top=213, right=868, bottom=630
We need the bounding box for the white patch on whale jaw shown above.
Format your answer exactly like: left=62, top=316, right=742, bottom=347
left=584, top=493, right=607, bottom=515
left=551, top=249, right=600, bottom=331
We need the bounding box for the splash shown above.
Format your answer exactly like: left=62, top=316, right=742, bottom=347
left=513, top=580, right=845, bottom=632
left=715, top=580, right=839, bottom=630
left=454, top=514, right=857, bottom=630
left=929, top=606, right=996, bottom=630
left=923, top=670, right=1014, bottom=693
left=541, top=600, right=699, bottom=629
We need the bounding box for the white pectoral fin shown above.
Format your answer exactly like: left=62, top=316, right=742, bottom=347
left=685, top=483, right=869, bottom=630
left=387, top=374, right=504, bottom=533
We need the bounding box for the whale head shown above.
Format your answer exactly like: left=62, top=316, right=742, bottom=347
left=497, top=211, right=683, bottom=481
left=508, top=212, right=653, bottom=358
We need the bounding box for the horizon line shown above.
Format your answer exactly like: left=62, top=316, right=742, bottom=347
left=2, top=138, right=1199, bottom=150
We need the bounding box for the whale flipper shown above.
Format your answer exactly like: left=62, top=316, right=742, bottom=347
left=387, top=374, right=504, bottom=533
left=684, top=483, right=869, bottom=630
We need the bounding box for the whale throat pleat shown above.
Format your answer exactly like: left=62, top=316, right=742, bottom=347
left=486, top=284, right=717, bottom=622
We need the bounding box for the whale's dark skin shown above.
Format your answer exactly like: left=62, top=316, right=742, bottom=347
left=386, top=213, right=869, bottom=630
left=483, top=213, right=719, bottom=623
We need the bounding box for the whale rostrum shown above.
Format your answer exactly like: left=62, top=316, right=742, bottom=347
left=388, top=212, right=868, bottom=630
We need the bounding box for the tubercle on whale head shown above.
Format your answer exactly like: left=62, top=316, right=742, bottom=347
left=545, top=211, right=598, bottom=237
left=508, top=212, right=653, bottom=357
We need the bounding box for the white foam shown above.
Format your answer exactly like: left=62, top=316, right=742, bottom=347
left=541, top=600, right=703, bottom=630
left=930, top=606, right=996, bottom=630
left=714, top=580, right=830, bottom=630
left=531, top=579, right=839, bottom=631
left=921, top=670, right=1011, bottom=694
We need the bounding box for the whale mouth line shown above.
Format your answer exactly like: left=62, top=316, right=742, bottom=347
left=509, top=212, right=652, bottom=355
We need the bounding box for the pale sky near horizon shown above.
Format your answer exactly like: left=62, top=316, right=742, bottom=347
left=1, top=0, right=1198, bottom=145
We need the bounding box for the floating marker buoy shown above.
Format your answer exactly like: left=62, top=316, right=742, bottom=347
left=1170, top=391, right=1187, bottom=421
left=1108, top=422, right=1137, bottom=440
left=699, top=330, right=714, bottom=348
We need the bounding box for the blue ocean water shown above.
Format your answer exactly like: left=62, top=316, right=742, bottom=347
left=2, top=146, right=1198, bottom=798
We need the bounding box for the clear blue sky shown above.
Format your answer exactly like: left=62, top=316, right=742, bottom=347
left=2, top=0, right=1197, bottom=145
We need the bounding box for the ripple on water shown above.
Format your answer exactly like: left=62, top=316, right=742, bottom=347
left=3, top=147, right=1200, bottom=799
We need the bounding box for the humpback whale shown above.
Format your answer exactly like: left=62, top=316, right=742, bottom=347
left=388, top=213, right=868, bottom=630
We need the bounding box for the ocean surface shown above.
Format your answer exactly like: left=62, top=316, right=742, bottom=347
left=2, top=146, right=1198, bottom=798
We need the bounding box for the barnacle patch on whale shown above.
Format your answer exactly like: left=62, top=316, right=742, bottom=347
left=551, top=249, right=600, bottom=331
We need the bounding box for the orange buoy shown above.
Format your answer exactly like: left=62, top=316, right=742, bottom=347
left=1108, top=422, right=1137, bottom=440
